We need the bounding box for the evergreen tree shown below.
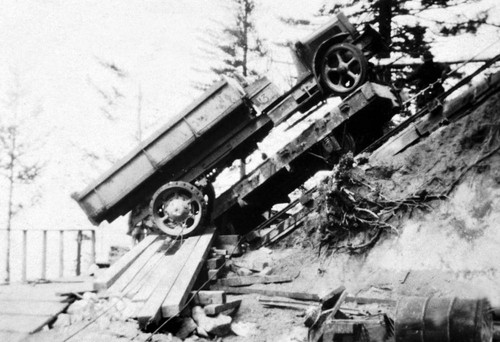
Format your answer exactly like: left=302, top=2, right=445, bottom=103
left=193, top=0, right=268, bottom=90
left=318, top=0, right=490, bottom=58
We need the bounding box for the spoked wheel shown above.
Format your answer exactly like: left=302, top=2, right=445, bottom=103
left=321, top=131, right=357, bottom=165
left=320, top=43, right=367, bottom=96
left=150, top=181, right=207, bottom=237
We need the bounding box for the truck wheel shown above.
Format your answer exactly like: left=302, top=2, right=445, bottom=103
left=319, top=43, right=367, bottom=96
left=150, top=181, right=207, bottom=237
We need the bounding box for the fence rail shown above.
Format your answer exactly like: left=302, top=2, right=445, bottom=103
left=1, top=228, right=96, bottom=283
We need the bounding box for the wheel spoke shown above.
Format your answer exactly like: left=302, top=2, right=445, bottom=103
left=347, top=71, right=360, bottom=82
left=335, top=51, right=345, bottom=64
left=325, top=66, right=339, bottom=74
left=345, top=56, right=356, bottom=66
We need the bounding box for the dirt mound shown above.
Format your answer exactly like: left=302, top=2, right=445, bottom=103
left=274, top=90, right=500, bottom=304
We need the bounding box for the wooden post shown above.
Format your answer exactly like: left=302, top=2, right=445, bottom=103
left=91, top=230, right=96, bottom=266
left=41, top=230, right=47, bottom=280
left=59, top=230, right=64, bottom=278
left=22, top=230, right=27, bottom=283
left=76, top=230, right=82, bottom=276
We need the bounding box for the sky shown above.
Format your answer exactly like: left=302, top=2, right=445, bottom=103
left=0, top=0, right=499, bottom=278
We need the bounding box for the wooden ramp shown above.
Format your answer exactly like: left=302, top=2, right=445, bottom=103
left=0, top=281, right=92, bottom=342
left=94, top=227, right=216, bottom=330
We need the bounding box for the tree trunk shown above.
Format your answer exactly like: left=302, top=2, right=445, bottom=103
left=5, top=134, right=15, bottom=284
left=377, top=0, right=392, bottom=58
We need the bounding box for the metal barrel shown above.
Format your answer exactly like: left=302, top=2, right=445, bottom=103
left=395, top=296, right=493, bottom=342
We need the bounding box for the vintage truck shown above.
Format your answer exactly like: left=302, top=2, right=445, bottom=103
left=72, top=12, right=393, bottom=237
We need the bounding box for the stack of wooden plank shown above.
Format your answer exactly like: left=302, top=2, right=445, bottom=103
left=94, top=227, right=216, bottom=330
left=0, top=282, right=90, bottom=342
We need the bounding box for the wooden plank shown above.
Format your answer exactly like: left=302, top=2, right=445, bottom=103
left=261, top=301, right=311, bottom=311
left=94, top=235, right=159, bottom=291
left=0, top=314, right=54, bottom=333
left=204, top=300, right=241, bottom=316
left=55, top=282, right=95, bottom=296
left=211, top=286, right=320, bottom=301
left=132, top=253, right=171, bottom=303
left=216, top=274, right=292, bottom=287
left=0, top=300, right=69, bottom=316
left=161, top=227, right=217, bottom=319
left=320, top=286, right=346, bottom=311
left=132, top=240, right=190, bottom=303
left=122, top=252, right=164, bottom=299
left=259, top=296, right=316, bottom=306
left=108, top=239, right=164, bottom=294
left=191, top=291, right=226, bottom=305
left=310, top=290, right=348, bottom=342
left=345, top=296, right=396, bottom=305
left=137, top=235, right=201, bottom=328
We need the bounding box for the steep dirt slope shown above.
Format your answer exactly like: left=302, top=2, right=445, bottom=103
left=268, top=89, right=500, bottom=305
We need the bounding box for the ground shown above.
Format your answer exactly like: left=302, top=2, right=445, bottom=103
left=30, top=90, right=500, bottom=341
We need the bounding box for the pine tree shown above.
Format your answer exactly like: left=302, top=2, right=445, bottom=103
left=318, top=0, right=490, bottom=58
left=193, top=0, right=268, bottom=90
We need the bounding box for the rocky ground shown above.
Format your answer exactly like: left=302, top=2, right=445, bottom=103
left=28, top=90, right=500, bottom=341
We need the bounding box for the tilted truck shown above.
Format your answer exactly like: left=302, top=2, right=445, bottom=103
left=72, top=12, right=395, bottom=237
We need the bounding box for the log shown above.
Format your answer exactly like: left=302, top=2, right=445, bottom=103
left=216, top=275, right=292, bottom=287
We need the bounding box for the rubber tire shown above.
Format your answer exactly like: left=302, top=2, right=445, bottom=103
left=150, top=181, right=207, bottom=238
left=318, top=43, right=368, bottom=96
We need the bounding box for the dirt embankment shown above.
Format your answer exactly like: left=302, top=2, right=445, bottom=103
left=269, top=90, right=500, bottom=305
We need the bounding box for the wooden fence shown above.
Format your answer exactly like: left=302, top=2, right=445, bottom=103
left=1, top=228, right=96, bottom=283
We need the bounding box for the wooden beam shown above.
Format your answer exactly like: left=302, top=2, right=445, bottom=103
left=211, top=286, right=320, bottom=301
left=137, top=234, right=202, bottom=329
left=216, top=274, right=292, bottom=287
left=94, top=235, right=159, bottom=291
left=191, top=291, right=226, bottom=306
left=204, top=300, right=241, bottom=316
left=0, top=301, right=69, bottom=316
left=161, top=227, right=217, bottom=318
left=107, top=239, right=164, bottom=294
left=121, top=252, right=164, bottom=299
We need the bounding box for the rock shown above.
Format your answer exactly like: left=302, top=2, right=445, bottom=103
left=52, top=313, right=71, bottom=328
left=184, top=336, right=209, bottom=342
left=259, top=266, right=274, bottom=275
left=275, top=326, right=309, bottom=342
left=82, top=292, right=99, bottom=302
left=236, top=267, right=253, bottom=276
left=150, top=333, right=182, bottom=342
left=192, top=306, right=232, bottom=336
left=260, top=247, right=273, bottom=254
left=252, top=260, right=270, bottom=271
left=108, top=321, right=140, bottom=339
left=176, top=317, right=198, bottom=339
left=231, top=321, right=259, bottom=337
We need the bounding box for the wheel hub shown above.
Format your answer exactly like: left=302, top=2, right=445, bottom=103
left=164, top=197, right=190, bottom=222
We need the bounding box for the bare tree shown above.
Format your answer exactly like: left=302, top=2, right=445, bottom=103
left=0, top=73, right=43, bottom=283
